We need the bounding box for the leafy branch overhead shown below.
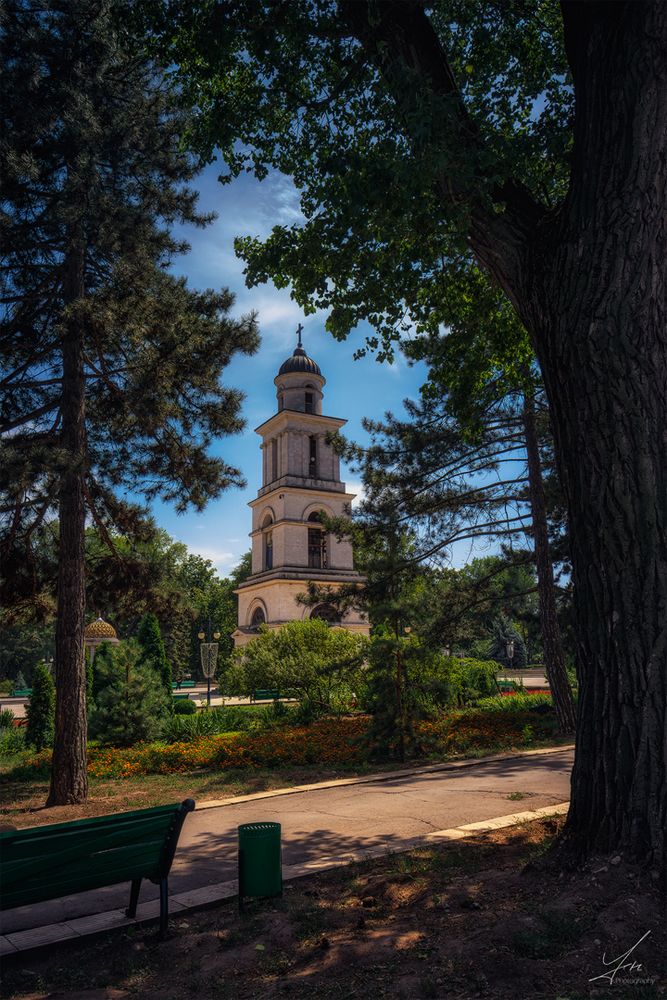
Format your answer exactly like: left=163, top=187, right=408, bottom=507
left=146, top=0, right=571, bottom=355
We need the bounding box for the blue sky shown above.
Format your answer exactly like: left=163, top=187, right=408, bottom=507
left=151, top=162, right=429, bottom=576
left=153, top=162, right=511, bottom=577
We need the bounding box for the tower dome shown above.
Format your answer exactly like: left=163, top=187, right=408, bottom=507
left=278, top=324, right=322, bottom=377
left=278, top=346, right=322, bottom=377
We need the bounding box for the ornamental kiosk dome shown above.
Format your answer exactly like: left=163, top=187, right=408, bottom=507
left=84, top=617, right=117, bottom=640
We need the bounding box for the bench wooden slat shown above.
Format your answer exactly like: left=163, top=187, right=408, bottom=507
left=0, top=800, right=194, bottom=937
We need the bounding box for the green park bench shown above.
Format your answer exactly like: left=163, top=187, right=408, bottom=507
left=172, top=680, right=196, bottom=689
left=0, top=799, right=195, bottom=939
left=251, top=689, right=280, bottom=702
left=497, top=680, right=519, bottom=693
left=173, top=693, right=191, bottom=701
left=10, top=688, right=32, bottom=698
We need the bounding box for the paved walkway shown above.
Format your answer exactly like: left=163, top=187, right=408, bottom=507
left=1, top=747, right=573, bottom=935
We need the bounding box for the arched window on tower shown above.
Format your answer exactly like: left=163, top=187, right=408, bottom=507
left=262, top=514, right=274, bottom=570
left=250, top=607, right=266, bottom=631
left=307, top=511, right=327, bottom=569
left=311, top=603, right=340, bottom=625
left=305, top=390, right=314, bottom=414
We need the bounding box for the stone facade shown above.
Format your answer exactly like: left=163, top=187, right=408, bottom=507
left=233, top=335, right=369, bottom=646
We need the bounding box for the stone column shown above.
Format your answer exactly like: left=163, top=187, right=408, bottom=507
left=280, top=432, right=288, bottom=478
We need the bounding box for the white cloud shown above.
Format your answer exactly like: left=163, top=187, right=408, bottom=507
left=345, top=480, right=367, bottom=505
left=182, top=544, right=246, bottom=577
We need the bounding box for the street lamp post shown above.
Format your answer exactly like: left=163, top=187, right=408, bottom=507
left=505, top=639, right=515, bottom=687
left=198, top=619, right=221, bottom=707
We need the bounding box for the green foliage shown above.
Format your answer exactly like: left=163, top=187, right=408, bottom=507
left=361, top=643, right=497, bottom=757
left=186, top=551, right=252, bottom=682
left=0, top=726, right=25, bottom=756
left=14, top=671, right=27, bottom=691
left=89, top=640, right=170, bottom=747
left=489, top=614, right=527, bottom=669
left=173, top=698, right=197, bottom=715
left=148, top=2, right=571, bottom=358
left=474, top=693, right=557, bottom=714
left=160, top=704, right=272, bottom=743
left=446, top=657, right=498, bottom=706
left=361, top=637, right=448, bottom=758
left=91, top=642, right=116, bottom=702
left=137, top=612, right=171, bottom=699
left=0, top=680, right=12, bottom=695
left=228, top=620, right=368, bottom=714
left=0, top=613, right=55, bottom=688
left=0, top=708, right=15, bottom=728
left=25, top=662, right=55, bottom=750
left=86, top=649, right=94, bottom=708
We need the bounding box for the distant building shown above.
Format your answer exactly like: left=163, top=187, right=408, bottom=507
left=233, top=328, right=369, bottom=646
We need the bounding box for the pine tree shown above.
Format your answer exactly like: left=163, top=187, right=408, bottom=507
left=89, top=640, right=170, bottom=746
left=0, top=2, right=258, bottom=804
left=25, top=662, right=55, bottom=751
left=489, top=615, right=527, bottom=672
left=137, top=613, right=171, bottom=699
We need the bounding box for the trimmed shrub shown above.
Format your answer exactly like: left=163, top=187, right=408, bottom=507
left=25, top=662, right=55, bottom=750
left=173, top=698, right=197, bottom=715
left=447, top=657, right=499, bottom=705
left=229, top=619, right=367, bottom=713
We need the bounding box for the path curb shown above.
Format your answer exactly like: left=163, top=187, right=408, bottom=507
left=0, top=801, right=570, bottom=958
left=193, top=743, right=575, bottom=811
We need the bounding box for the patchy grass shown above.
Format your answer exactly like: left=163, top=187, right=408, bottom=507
left=1, top=817, right=664, bottom=1000
left=0, top=762, right=378, bottom=828
left=0, top=736, right=573, bottom=830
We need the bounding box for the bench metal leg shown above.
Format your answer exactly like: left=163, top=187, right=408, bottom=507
left=126, top=878, right=141, bottom=918
left=159, top=877, right=169, bottom=939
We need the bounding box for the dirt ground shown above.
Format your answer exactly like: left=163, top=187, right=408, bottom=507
left=2, top=817, right=665, bottom=1000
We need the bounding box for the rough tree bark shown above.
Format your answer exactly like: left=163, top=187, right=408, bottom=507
left=46, top=236, right=89, bottom=806
left=346, top=1, right=667, bottom=866
left=522, top=396, right=576, bottom=734
left=529, top=3, right=667, bottom=865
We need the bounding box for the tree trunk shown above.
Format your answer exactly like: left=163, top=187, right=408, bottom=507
left=522, top=396, right=576, bottom=733
left=525, top=4, right=667, bottom=867
left=344, top=0, right=667, bottom=864
left=47, top=240, right=88, bottom=806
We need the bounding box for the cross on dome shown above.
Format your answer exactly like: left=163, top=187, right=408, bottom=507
left=296, top=323, right=304, bottom=348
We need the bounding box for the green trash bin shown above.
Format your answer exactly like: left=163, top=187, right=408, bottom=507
left=238, top=822, right=282, bottom=909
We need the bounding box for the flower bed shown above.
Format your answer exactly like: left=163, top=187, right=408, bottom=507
left=13, top=701, right=559, bottom=780
left=418, top=703, right=557, bottom=756
left=16, top=717, right=371, bottom=780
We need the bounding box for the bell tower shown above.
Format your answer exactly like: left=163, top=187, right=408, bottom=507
left=233, top=328, right=369, bottom=645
